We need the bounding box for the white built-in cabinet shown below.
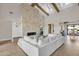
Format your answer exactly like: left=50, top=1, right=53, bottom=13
left=12, top=21, right=22, bottom=38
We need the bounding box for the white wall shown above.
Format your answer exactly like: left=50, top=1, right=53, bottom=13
left=0, top=3, right=22, bottom=40
left=0, top=20, right=12, bottom=41
left=44, top=4, right=79, bottom=35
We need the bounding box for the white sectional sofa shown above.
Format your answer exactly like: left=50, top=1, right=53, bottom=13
left=17, top=34, right=64, bottom=56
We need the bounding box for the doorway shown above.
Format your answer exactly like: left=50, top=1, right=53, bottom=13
left=48, top=24, right=54, bottom=34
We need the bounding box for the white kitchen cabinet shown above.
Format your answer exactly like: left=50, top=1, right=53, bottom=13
left=12, top=22, right=22, bottom=38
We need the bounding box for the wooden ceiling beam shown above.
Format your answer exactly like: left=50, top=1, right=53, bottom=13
left=31, top=3, right=36, bottom=7
left=31, top=3, right=49, bottom=16
left=52, top=3, right=60, bottom=12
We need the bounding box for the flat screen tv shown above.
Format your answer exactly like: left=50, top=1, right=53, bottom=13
left=27, top=32, right=36, bottom=36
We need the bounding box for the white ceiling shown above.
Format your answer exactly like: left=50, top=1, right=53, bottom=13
left=30, top=3, right=74, bottom=16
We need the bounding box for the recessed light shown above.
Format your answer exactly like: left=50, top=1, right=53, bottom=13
left=9, top=12, right=13, bottom=14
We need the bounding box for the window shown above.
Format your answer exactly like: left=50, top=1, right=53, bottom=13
left=67, top=24, right=79, bottom=36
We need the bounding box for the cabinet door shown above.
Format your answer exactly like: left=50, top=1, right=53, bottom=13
left=17, top=22, right=22, bottom=37
left=12, top=22, right=22, bottom=38
left=12, top=22, right=17, bottom=37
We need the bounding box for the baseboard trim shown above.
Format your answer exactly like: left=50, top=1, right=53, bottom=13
left=0, top=40, right=11, bottom=45
left=13, top=37, right=23, bottom=39
left=0, top=39, right=11, bottom=42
